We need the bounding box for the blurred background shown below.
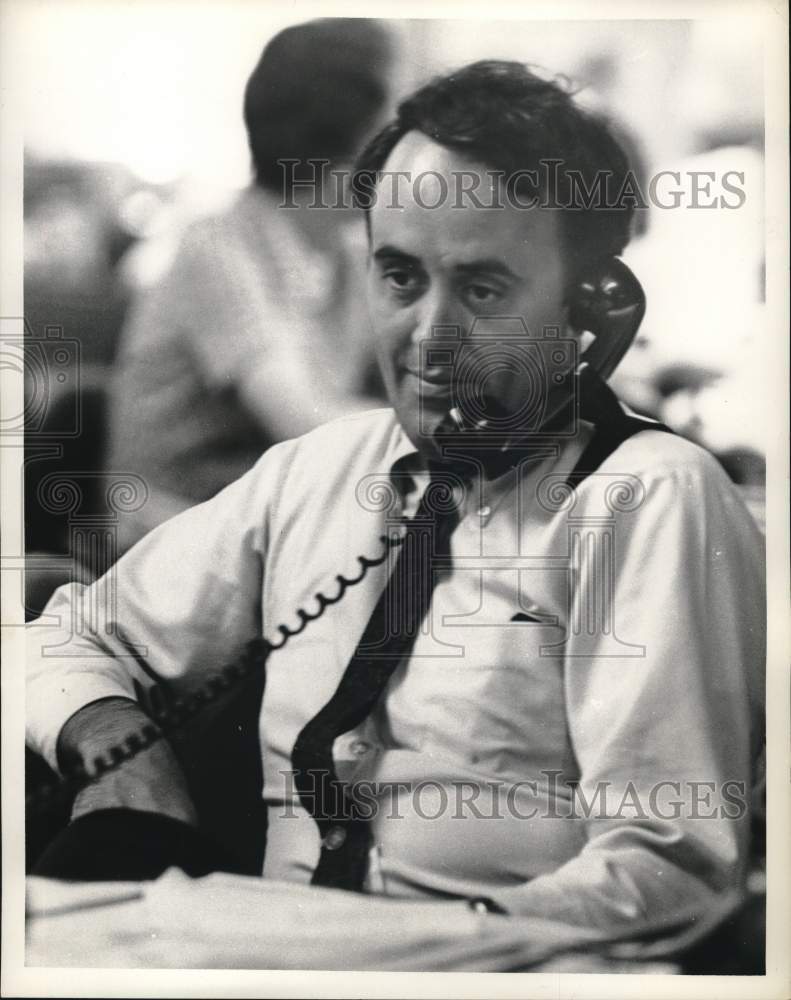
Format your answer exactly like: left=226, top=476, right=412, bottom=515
left=20, top=7, right=767, bottom=606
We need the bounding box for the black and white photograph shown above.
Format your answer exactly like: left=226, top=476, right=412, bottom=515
left=1, top=1, right=788, bottom=996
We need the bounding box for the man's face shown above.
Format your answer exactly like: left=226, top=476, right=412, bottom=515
left=366, top=131, right=572, bottom=464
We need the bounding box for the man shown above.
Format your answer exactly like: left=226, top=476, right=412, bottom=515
left=106, top=18, right=392, bottom=549
left=27, top=62, right=764, bottom=947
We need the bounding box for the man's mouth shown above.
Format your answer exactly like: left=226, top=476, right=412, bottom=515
left=403, top=365, right=453, bottom=385
left=402, top=366, right=453, bottom=387
left=401, top=369, right=456, bottom=403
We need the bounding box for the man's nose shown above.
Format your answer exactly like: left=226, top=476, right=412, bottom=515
left=409, top=290, right=466, bottom=347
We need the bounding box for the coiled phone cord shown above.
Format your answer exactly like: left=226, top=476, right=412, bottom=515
left=27, top=531, right=405, bottom=818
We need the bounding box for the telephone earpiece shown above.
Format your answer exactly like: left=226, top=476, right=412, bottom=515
left=568, top=257, right=646, bottom=382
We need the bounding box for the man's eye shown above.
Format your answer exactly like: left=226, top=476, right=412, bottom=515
left=465, top=283, right=500, bottom=305
left=383, top=269, right=421, bottom=294
left=387, top=271, right=411, bottom=286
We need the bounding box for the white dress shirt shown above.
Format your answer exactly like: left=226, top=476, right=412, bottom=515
left=27, top=407, right=765, bottom=933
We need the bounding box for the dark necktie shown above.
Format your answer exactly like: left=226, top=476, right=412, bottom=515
left=291, top=465, right=465, bottom=891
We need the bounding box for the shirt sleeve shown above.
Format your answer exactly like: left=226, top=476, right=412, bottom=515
left=488, top=446, right=765, bottom=935
left=26, top=440, right=294, bottom=771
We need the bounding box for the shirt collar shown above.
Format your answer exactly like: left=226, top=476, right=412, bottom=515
left=387, top=422, right=424, bottom=516
left=385, top=413, right=596, bottom=519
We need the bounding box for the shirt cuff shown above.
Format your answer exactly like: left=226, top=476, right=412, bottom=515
left=27, top=670, right=138, bottom=774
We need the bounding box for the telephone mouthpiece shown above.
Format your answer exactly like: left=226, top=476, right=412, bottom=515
left=447, top=407, right=491, bottom=433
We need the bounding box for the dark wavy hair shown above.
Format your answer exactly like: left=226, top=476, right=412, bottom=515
left=244, top=18, right=392, bottom=192
left=353, top=60, right=636, bottom=278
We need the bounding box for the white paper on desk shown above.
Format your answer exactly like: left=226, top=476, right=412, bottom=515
left=25, top=869, right=736, bottom=971
left=24, top=869, right=577, bottom=971
left=26, top=877, right=144, bottom=917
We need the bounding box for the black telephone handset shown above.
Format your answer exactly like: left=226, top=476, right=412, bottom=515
left=567, top=256, right=646, bottom=383
left=434, top=257, right=646, bottom=464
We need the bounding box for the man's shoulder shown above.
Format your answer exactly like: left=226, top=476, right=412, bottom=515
left=240, top=408, right=403, bottom=519
left=187, top=409, right=402, bottom=533
left=264, top=408, right=405, bottom=481
left=296, top=407, right=401, bottom=450
left=601, top=425, right=723, bottom=480
left=590, top=424, right=746, bottom=518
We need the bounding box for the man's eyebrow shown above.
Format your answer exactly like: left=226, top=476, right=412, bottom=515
left=455, top=258, right=522, bottom=281
left=372, top=247, right=523, bottom=281
left=372, top=245, right=421, bottom=266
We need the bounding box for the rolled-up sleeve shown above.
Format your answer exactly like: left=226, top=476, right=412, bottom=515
left=489, top=449, right=765, bottom=932
left=26, top=440, right=293, bottom=771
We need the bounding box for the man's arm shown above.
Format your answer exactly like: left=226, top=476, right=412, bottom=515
left=489, top=446, right=765, bottom=933
left=26, top=442, right=290, bottom=820
left=56, top=697, right=198, bottom=825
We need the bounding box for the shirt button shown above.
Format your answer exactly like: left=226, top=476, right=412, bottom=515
left=477, top=504, right=491, bottom=518
left=323, top=826, right=347, bottom=851
left=350, top=740, right=371, bottom=757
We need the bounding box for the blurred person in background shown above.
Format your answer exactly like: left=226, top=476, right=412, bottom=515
left=23, top=157, right=152, bottom=613
left=107, top=18, right=393, bottom=549
left=24, top=156, right=140, bottom=368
